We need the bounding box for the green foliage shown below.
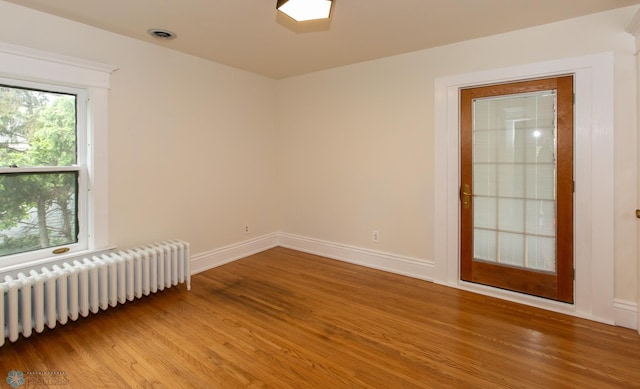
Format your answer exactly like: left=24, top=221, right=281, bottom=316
left=0, top=234, right=40, bottom=256
left=0, top=85, right=78, bottom=256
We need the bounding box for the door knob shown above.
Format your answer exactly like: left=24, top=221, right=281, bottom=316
left=461, top=184, right=472, bottom=209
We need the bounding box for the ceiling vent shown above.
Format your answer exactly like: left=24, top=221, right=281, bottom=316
left=147, top=29, right=177, bottom=40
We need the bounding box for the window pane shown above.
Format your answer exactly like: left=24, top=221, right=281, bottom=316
left=474, top=229, right=497, bottom=262
left=527, top=236, right=556, bottom=272
left=499, top=232, right=525, bottom=267
left=498, top=198, right=524, bottom=233
left=0, top=85, right=77, bottom=168
left=472, top=90, right=558, bottom=272
left=0, top=172, right=78, bottom=257
left=474, top=197, right=497, bottom=229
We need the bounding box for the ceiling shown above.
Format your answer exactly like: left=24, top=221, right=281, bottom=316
left=4, top=0, right=640, bottom=79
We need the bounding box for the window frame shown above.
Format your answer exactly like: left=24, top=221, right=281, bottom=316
left=0, top=42, right=116, bottom=273
left=0, top=78, right=88, bottom=262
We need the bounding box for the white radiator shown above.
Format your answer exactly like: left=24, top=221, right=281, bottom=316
left=0, top=240, right=190, bottom=346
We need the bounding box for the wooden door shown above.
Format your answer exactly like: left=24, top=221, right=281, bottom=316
left=460, top=76, right=574, bottom=303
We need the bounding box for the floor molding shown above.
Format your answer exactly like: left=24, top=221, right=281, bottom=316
left=613, top=299, right=638, bottom=330
left=190, top=233, right=279, bottom=274
left=278, top=233, right=435, bottom=282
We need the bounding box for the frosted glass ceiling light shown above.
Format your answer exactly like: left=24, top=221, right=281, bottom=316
left=277, top=0, right=334, bottom=22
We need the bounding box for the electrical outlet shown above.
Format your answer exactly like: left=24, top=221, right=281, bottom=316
left=372, top=230, right=379, bottom=243
left=244, top=225, right=249, bottom=234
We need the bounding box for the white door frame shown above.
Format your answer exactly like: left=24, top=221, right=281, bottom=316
left=628, top=11, right=640, bottom=334
left=434, top=52, right=615, bottom=324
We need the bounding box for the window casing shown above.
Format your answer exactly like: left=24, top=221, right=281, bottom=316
left=0, top=42, right=115, bottom=273
left=0, top=79, right=88, bottom=262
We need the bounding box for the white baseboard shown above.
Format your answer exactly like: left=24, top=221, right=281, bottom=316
left=190, top=233, right=279, bottom=274
left=613, top=299, right=638, bottom=330
left=189, top=232, right=637, bottom=331
left=278, top=233, right=435, bottom=282
left=191, top=232, right=434, bottom=280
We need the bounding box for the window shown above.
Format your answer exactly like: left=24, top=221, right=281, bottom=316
left=0, top=81, right=87, bottom=259
left=0, top=42, right=115, bottom=271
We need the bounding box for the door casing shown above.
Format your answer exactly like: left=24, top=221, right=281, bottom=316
left=434, top=53, right=615, bottom=323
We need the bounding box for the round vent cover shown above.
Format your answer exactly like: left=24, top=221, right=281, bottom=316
left=147, top=29, right=177, bottom=40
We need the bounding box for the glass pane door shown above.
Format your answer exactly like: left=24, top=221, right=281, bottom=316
left=459, top=75, right=574, bottom=303
left=472, top=91, right=557, bottom=273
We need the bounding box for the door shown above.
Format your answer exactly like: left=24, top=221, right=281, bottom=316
left=460, top=76, right=574, bottom=303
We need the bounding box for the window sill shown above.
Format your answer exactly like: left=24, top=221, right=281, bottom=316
left=0, top=246, right=116, bottom=279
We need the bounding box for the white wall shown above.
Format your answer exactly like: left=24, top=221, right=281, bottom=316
left=0, top=1, right=280, bottom=257
left=0, top=0, right=637, bottom=323
left=277, top=6, right=639, bottom=306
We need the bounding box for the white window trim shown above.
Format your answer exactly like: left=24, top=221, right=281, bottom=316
left=0, top=42, right=117, bottom=274
left=434, top=52, right=615, bottom=325
left=0, top=79, right=88, bottom=267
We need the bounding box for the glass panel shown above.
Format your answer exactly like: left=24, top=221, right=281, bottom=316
left=525, top=127, right=555, bottom=163
left=472, top=90, right=557, bottom=273
left=473, top=130, right=498, bottom=163
left=473, top=100, right=490, bottom=131
left=497, top=164, right=525, bottom=197
left=0, top=172, right=78, bottom=257
left=498, top=198, right=524, bottom=233
left=473, top=164, right=497, bottom=196
left=474, top=229, right=497, bottom=262
left=525, top=165, right=555, bottom=200
left=499, top=232, right=525, bottom=267
left=496, top=120, right=526, bottom=164
left=474, top=197, right=496, bottom=229
left=525, top=200, right=555, bottom=236
left=527, top=236, right=556, bottom=271
left=0, top=85, right=77, bottom=168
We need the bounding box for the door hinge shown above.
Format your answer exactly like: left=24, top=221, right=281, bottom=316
left=573, top=268, right=576, bottom=280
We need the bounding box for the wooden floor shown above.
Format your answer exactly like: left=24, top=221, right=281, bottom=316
left=1, top=247, right=639, bottom=388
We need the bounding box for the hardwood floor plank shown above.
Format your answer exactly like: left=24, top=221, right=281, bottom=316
left=1, top=247, right=639, bottom=388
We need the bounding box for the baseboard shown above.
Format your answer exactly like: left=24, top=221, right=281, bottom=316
left=278, top=232, right=435, bottom=282
left=190, top=232, right=637, bottom=332
left=190, top=233, right=279, bottom=274
left=614, top=299, right=638, bottom=330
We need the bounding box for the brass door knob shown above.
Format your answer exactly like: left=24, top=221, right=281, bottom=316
left=461, top=184, right=472, bottom=209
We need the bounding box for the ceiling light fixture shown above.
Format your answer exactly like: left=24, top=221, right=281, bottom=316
left=277, top=0, right=334, bottom=22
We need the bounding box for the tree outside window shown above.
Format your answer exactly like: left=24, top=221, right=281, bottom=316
left=0, top=85, right=79, bottom=257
